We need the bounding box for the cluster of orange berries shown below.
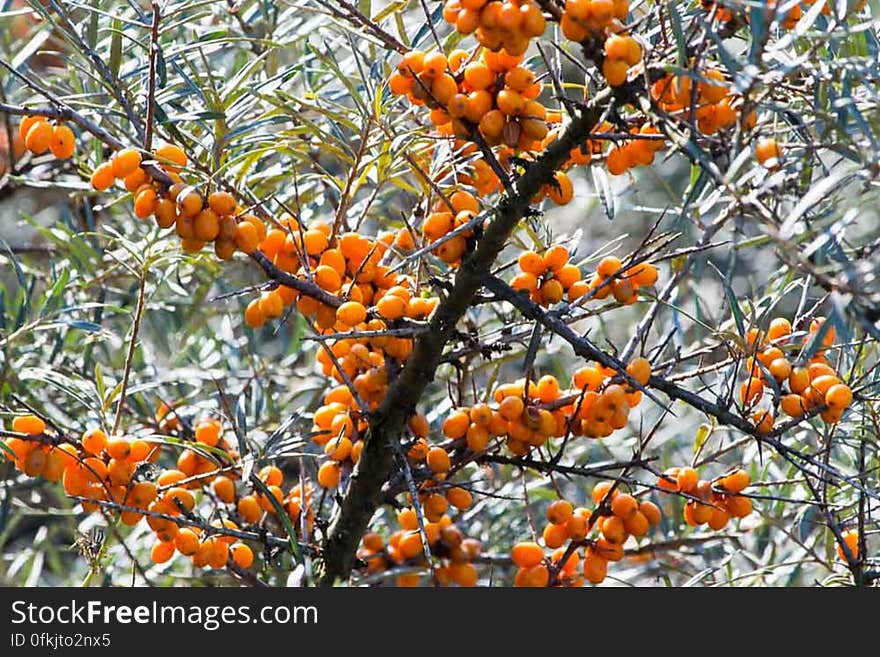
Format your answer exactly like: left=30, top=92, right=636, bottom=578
left=237, top=467, right=315, bottom=538
left=583, top=255, right=659, bottom=305
left=511, top=485, right=661, bottom=587
left=3, top=412, right=308, bottom=573
left=440, top=357, right=650, bottom=454
left=421, top=189, right=481, bottom=265
left=245, top=213, right=437, bottom=332
left=451, top=140, right=506, bottom=196
left=603, top=124, right=666, bottom=176
left=511, top=251, right=659, bottom=307
left=657, top=467, right=753, bottom=529
left=357, top=503, right=482, bottom=587
left=740, top=317, right=851, bottom=430
left=443, top=377, right=568, bottom=456
left=308, top=304, right=438, bottom=490
left=541, top=121, right=638, bottom=179
left=570, top=356, right=652, bottom=437
left=390, top=48, right=554, bottom=156
left=762, top=0, right=857, bottom=28
left=147, top=416, right=315, bottom=569
left=601, top=33, right=642, bottom=87
left=442, top=0, right=547, bottom=56
left=354, top=431, right=483, bottom=585
left=651, top=68, right=745, bottom=136
left=4, top=415, right=162, bottom=517
left=18, top=115, right=75, bottom=159
left=90, top=144, right=266, bottom=260
left=511, top=245, right=584, bottom=306
left=560, top=0, right=630, bottom=42
left=703, top=0, right=859, bottom=33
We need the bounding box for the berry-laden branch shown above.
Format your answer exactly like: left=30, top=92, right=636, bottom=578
left=482, top=274, right=880, bottom=504
left=316, top=103, right=606, bottom=586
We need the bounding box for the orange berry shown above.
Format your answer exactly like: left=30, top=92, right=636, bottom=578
left=602, top=58, right=629, bottom=87
left=781, top=393, right=807, bottom=418
left=193, top=208, right=220, bottom=241
left=600, top=515, right=626, bottom=543
left=767, top=317, right=792, bottom=341
left=208, top=191, right=236, bottom=216
left=112, top=148, right=142, bottom=178
left=422, top=51, right=448, bottom=78
left=172, top=528, right=199, bottom=556
left=518, top=564, right=550, bottom=587
left=596, top=256, right=622, bottom=278
left=610, top=493, right=638, bottom=519
left=234, top=221, right=259, bottom=254
left=626, top=357, right=651, bottom=386
left=707, top=506, right=730, bottom=530
left=542, top=522, right=569, bottom=549
left=134, top=187, right=158, bottom=219
left=18, top=115, right=45, bottom=141
left=426, top=446, right=451, bottom=474
left=724, top=495, right=752, bottom=518
left=231, top=542, right=254, bottom=568
left=499, top=395, right=524, bottom=421
left=518, top=250, right=546, bottom=276
left=511, top=541, right=544, bottom=569
left=446, top=486, right=472, bottom=510
left=752, top=409, right=774, bottom=434
left=676, top=467, right=699, bottom=494
left=49, top=124, right=76, bottom=159
left=317, top=461, right=342, bottom=488
left=194, top=418, right=222, bottom=446
left=768, top=357, right=792, bottom=381
left=105, top=436, right=131, bottom=460
left=623, top=510, right=649, bottom=536
left=155, top=143, right=187, bottom=168
left=244, top=299, right=266, bottom=328
left=496, top=89, right=525, bottom=116
left=443, top=410, right=471, bottom=439
left=639, top=500, right=662, bottom=526
left=337, top=301, right=367, bottom=327
left=12, top=415, right=46, bottom=435
left=566, top=514, right=589, bottom=541
left=546, top=500, right=574, bottom=525
left=591, top=480, right=617, bottom=504
left=24, top=119, right=53, bottom=154
left=237, top=495, right=262, bottom=523
left=582, top=549, right=608, bottom=585
left=177, top=190, right=203, bottom=218
left=740, top=376, right=764, bottom=406
left=22, top=448, right=46, bottom=477
left=151, top=541, right=176, bottom=564
left=464, top=62, right=495, bottom=89
left=535, top=375, right=560, bottom=403
left=825, top=383, right=852, bottom=410
left=90, top=162, right=115, bottom=191
left=720, top=469, right=750, bottom=494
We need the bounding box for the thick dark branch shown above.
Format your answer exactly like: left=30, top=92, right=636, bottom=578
left=315, top=105, right=605, bottom=587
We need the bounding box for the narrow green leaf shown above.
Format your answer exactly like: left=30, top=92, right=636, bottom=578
left=109, top=18, right=123, bottom=79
